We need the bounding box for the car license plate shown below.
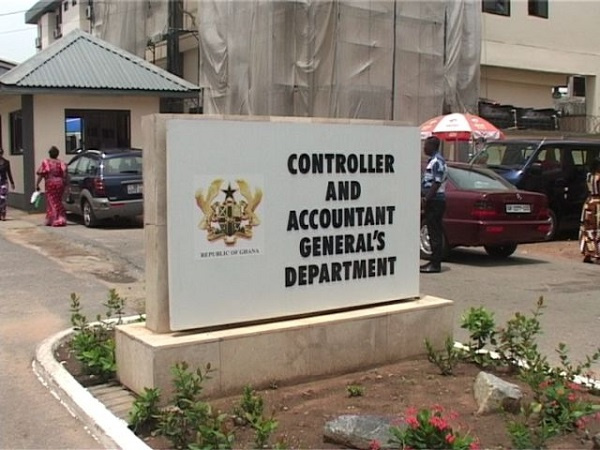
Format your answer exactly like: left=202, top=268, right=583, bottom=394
left=127, top=183, right=143, bottom=194
left=506, top=204, right=531, bottom=213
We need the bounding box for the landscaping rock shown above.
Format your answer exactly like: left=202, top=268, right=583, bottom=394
left=592, top=432, right=600, bottom=449
left=323, top=414, right=402, bottom=449
left=473, top=371, right=523, bottom=415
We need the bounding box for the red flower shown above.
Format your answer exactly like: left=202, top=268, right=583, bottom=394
left=469, top=441, right=481, bottom=450
left=369, top=439, right=381, bottom=450
left=406, top=416, right=419, bottom=429
left=429, top=415, right=449, bottom=431
left=445, top=433, right=456, bottom=444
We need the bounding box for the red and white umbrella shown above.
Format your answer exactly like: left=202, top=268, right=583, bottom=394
left=420, top=113, right=505, bottom=141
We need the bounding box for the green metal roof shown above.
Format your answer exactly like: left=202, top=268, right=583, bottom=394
left=0, top=29, right=200, bottom=96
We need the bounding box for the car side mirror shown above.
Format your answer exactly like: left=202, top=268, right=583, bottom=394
left=529, top=162, right=542, bottom=175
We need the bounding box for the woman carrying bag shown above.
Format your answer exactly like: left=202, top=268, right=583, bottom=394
left=36, top=146, right=68, bottom=227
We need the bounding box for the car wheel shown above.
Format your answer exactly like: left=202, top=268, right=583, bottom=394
left=483, top=244, right=518, bottom=258
left=420, top=223, right=449, bottom=260
left=545, top=209, right=558, bottom=241
left=82, top=200, right=98, bottom=228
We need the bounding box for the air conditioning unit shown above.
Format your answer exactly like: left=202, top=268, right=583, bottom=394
left=53, top=28, right=62, bottom=39
left=85, top=5, right=93, bottom=20
left=35, top=36, right=42, bottom=49
left=567, top=75, right=586, bottom=98
left=149, top=32, right=164, bottom=44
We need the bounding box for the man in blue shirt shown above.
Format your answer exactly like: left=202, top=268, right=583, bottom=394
left=421, top=136, right=447, bottom=273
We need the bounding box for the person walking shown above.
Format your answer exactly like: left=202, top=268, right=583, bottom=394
left=579, top=156, right=600, bottom=264
left=36, top=146, right=68, bottom=227
left=420, top=136, right=448, bottom=273
left=0, top=148, right=16, bottom=221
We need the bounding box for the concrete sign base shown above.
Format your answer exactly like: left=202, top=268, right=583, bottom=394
left=115, top=295, right=454, bottom=399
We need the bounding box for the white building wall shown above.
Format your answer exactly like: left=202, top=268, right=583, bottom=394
left=480, top=67, right=565, bottom=109
left=40, top=12, right=55, bottom=48
left=33, top=95, right=158, bottom=159
left=482, top=1, right=600, bottom=117
left=0, top=94, right=158, bottom=195
left=61, top=0, right=86, bottom=35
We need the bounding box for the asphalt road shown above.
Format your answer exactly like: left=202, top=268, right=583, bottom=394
left=422, top=246, right=599, bottom=371
left=0, top=212, right=144, bottom=449
left=30, top=211, right=600, bottom=371
left=0, top=219, right=104, bottom=449
left=16, top=212, right=600, bottom=368
left=0, top=210, right=598, bottom=448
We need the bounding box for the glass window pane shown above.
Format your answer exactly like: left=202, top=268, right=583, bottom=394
left=483, top=0, right=510, bottom=16
left=449, top=166, right=511, bottom=191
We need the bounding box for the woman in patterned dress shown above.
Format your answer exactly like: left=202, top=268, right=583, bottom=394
left=35, top=146, right=68, bottom=227
left=579, top=156, right=600, bottom=264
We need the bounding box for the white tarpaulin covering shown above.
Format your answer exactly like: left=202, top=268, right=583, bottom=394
left=94, top=0, right=481, bottom=125
left=93, top=0, right=169, bottom=60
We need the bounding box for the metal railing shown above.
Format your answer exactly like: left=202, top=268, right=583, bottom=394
left=557, top=115, right=600, bottom=135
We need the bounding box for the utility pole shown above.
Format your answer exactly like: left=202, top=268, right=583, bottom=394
left=162, top=0, right=184, bottom=113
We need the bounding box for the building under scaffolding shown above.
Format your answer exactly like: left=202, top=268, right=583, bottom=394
left=92, top=0, right=480, bottom=125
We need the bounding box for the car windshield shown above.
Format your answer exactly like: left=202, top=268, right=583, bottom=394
left=103, top=155, right=142, bottom=175
left=448, top=166, right=513, bottom=191
left=471, top=142, right=539, bottom=168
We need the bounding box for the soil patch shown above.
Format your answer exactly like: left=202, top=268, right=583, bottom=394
left=55, top=341, right=600, bottom=449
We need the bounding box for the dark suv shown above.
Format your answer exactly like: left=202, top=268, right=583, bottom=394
left=63, top=149, right=143, bottom=227
left=470, top=139, right=600, bottom=238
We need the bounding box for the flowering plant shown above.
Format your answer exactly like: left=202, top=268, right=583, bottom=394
left=533, top=379, right=600, bottom=434
left=507, top=378, right=600, bottom=448
left=389, top=405, right=479, bottom=450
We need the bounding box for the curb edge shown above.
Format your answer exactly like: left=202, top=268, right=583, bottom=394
left=33, top=325, right=151, bottom=450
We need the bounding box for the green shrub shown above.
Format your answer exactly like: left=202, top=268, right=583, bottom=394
left=69, top=289, right=125, bottom=381
left=234, top=385, right=279, bottom=448
left=425, top=336, right=463, bottom=376
left=460, top=306, right=498, bottom=367
left=128, top=387, right=161, bottom=432
left=346, top=384, right=365, bottom=397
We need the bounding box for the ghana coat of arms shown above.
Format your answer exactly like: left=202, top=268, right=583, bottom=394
left=195, top=179, right=262, bottom=245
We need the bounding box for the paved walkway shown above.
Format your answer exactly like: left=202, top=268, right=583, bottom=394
left=0, top=209, right=148, bottom=449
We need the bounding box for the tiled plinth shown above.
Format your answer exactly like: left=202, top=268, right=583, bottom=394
left=116, top=295, right=453, bottom=400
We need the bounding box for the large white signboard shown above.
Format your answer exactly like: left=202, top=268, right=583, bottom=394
left=166, top=119, right=420, bottom=331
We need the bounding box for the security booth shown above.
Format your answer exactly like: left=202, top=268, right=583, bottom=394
left=0, top=29, right=200, bottom=211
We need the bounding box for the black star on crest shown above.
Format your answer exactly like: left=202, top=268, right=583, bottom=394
left=222, top=184, right=237, bottom=199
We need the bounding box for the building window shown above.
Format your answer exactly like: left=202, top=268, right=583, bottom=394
left=482, top=0, right=510, bottom=16
left=65, top=109, right=131, bottom=154
left=72, top=0, right=77, bottom=5
left=9, top=110, right=23, bottom=155
left=63, top=1, right=69, bottom=11
left=528, top=0, right=548, bottom=18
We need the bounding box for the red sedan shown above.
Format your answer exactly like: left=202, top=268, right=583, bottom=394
left=421, top=161, right=551, bottom=259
